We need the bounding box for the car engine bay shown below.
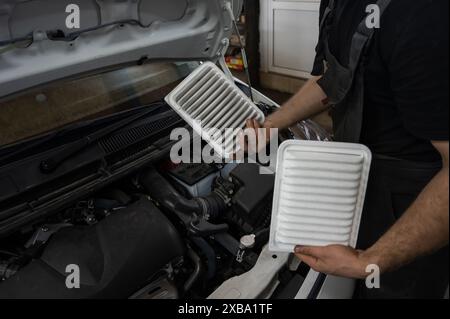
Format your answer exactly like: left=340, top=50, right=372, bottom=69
left=0, top=92, right=328, bottom=299
left=0, top=61, right=334, bottom=298
left=0, top=154, right=283, bottom=298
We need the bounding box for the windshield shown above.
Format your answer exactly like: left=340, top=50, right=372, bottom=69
left=0, top=61, right=198, bottom=147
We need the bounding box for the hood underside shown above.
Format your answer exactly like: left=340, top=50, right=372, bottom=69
left=0, top=0, right=242, bottom=98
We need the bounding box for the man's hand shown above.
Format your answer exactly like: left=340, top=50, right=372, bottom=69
left=239, top=119, right=275, bottom=154
left=237, top=76, right=328, bottom=156
left=294, top=245, right=375, bottom=279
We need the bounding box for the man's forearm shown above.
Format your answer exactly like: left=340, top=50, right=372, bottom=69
left=265, top=76, right=329, bottom=130
left=362, top=142, right=449, bottom=273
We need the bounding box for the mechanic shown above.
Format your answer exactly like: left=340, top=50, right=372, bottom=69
left=246, top=0, right=449, bottom=298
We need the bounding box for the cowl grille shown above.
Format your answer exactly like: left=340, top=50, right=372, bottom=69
left=99, top=114, right=180, bottom=155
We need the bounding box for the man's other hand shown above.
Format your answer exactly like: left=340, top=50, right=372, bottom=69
left=294, top=245, right=375, bottom=279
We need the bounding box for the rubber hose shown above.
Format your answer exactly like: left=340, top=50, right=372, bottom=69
left=191, top=237, right=217, bottom=280
left=184, top=247, right=203, bottom=292
left=141, top=168, right=227, bottom=218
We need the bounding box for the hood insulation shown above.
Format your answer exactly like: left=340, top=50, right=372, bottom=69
left=0, top=0, right=242, bottom=98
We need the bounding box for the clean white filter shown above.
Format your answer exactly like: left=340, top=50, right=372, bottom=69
left=269, top=140, right=372, bottom=252
left=165, top=62, right=265, bottom=159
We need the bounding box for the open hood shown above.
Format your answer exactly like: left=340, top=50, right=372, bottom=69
left=0, top=0, right=242, bottom=98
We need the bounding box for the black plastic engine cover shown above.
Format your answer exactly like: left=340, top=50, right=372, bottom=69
left=0, top=198, right=184, bottom=299
left=228, top=164, right=275, bottom=233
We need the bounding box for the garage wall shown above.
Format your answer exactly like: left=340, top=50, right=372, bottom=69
left=260, top=0, right=320, bottom=79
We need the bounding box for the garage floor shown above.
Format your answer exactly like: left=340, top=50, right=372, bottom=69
left=257, top=87, right=292, bottom=104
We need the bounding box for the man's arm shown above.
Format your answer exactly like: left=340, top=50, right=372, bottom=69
left=363, top=141, right=449, bottom=273
left=245, top=76, right=329, bottom=148
left=295, top=141, right=449, bottom=279
left=265, top=76, right=329, bottom=129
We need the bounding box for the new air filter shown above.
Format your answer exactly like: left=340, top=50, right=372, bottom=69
left=165, top=62, right=265, bottom=159
left=269, top=140, right=372, bottom=252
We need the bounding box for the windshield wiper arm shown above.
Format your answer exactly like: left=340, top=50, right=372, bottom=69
left=39, top=103, right=166, bottom=174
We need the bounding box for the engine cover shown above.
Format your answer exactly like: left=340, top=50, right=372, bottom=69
left=227, top=164, right=275, bottom=233
left=0, top=198, right=184, bottom=299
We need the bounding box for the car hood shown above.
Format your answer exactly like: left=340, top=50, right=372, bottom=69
left=0, top=0, right=242, bottom=98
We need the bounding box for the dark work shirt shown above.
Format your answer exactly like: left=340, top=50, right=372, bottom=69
left=312, top=0, right=449, bottom=162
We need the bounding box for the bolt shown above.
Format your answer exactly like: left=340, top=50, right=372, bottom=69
left=34, top=31, right=46, bottom=41
left=35, top=93, right=47, bottom=103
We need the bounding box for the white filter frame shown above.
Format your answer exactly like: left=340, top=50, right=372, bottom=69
left=269, top=140, right=372, bottom=252
left=165, top=62, right=265, bottom=159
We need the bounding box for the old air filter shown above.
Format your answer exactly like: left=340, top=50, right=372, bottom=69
left=165, top=62, right=265, bottom=159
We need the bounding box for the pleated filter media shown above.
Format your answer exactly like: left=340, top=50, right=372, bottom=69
left=270, top=140, right=372, bottom=252
left=165, top=62, right=265, bottom=159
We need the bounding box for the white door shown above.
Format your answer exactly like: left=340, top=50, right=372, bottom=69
left=260, top=0, right=321, bottom=79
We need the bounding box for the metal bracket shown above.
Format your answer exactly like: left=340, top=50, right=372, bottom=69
left=218, top=38, right=234, bottom=81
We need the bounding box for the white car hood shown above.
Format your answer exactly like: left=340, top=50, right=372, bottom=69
left=0, top=0, right=242, bottom=98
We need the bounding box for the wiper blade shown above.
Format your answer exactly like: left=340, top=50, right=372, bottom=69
left=0, top=105, right=151, bottom=160
left=39, top=103, right=167, bottom=174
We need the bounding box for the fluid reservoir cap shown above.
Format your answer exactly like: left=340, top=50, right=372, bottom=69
left=240, top=234, right=256, bottom=249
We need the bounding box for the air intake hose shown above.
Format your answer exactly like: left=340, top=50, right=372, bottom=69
left=141, top=168, right=227, bottom=220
